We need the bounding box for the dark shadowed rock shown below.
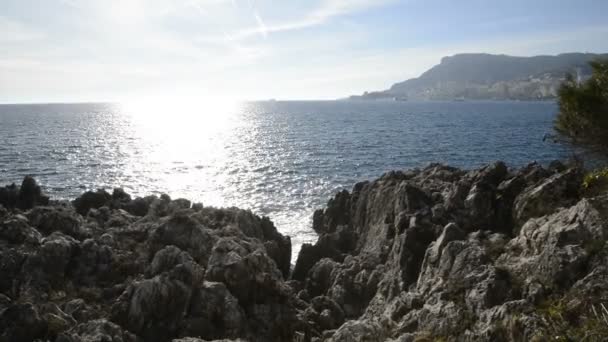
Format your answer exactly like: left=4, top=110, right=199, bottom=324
left=110, top=272, right=196, bottom=341
left=0, top=214, right=42, bottom=244
left=179, top=281, right=246, bottom=339
left=57, top=319, right=139, bottom=342
left=148, top=211, right=217, bottom=264
left=73, top=189, right=112, bottom=216
left=17, top=176, right=49, bottom=210
left=27, top=206, right=87, bottom=239
left=0, top=176, right=49, bottom=210
left=0, top=303, right=47, bottom=342
left=0, top=184, right=18, bottom=210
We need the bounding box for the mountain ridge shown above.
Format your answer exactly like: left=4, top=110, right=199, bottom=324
left=352, top=52, right=608, bottom=101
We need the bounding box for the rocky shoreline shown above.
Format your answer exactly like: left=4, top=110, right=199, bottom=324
left=1, top=161, right=608, bottom=341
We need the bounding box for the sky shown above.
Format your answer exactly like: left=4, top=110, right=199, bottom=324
left=1, top=0, right=608, bottom=103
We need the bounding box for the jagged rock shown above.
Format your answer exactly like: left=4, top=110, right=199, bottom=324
left=27, top=206, right=87, bottom=239
left=0, top=176, right=49, bottom=210
left=0, top=184, right=18, bottom=210
left=205, top=238, right=286, bottom=305
left=70, top=238, right=113, bottom=285
left=500, top=195, right=608, bottom=289
left=73, top=189, right=112, bottom=216
left=464, top=182, right=497, bottom=229
left=17, top=176, right=50, bottom=210
left=326, top=320, right=386, bottom=342
left=193, top=208, right=292, bottom=278
left=63, top=298, right=98, bottom=323
left=147, top=245, right=200, bottom=277
left=313, top=190, right=352, bottom=235
left=110, top=272, right=195, bottom=341
left=0, top=293, right=11, bottom=312
left=513, top=167, right=582, bottom=229
left=467, top=161, right=508, bottom=186
left=57, top=319, right=139, bottom=342
left=0, top=214, right=42, bottom=244
left=121, top=197, right=153, bottom=217
left=292, top=227, right=352, bottom=281
left=21, top=233, right=77, bottom=292
left=1, top=163, right=606, bottom=341
left=148, top=212, right=217, bottom=264
left=41, top=303, right=77, bottom=337
left=179, top=281, right=246, bottom=339
left=0, top=303, right=47, bottom=342
left=307, top=296, right=345, bottom=331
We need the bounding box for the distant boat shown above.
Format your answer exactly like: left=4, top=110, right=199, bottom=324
left=393, top=97, right=408, bottom=102
left=453, top=97, right=465, bottom=102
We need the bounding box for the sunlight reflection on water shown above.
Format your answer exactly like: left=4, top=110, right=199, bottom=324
left=0, top=100, right=582, bottom=260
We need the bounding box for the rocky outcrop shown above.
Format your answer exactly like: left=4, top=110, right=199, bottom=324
left=0, top=180, right=299, bottom=342
left=294, top=161, right=608, bottom=341
left=0, top=176, right=49, bottom=210
left=1, top=161, right=608, bottom=341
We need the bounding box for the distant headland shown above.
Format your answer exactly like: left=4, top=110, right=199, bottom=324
left=350, top=52, right=608, bottom=101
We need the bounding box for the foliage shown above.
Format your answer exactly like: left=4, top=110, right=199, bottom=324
left=582, top=167, right=608, bottom=196
left=413, top=332, right=448, bottom=342
left=555, top=59, right=608, bottom=149
left=535, top=298, right=608, bottom=341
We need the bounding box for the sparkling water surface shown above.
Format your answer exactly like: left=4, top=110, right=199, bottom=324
left=0, top=100, right=575, bottom=258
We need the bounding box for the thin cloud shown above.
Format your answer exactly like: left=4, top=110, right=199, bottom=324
left=228, top=0, right=395, bottom=40
left=253, top=10, right=268, bottom=39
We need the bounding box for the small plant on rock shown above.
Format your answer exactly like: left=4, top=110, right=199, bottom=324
left=582, top=167, right=608, bottom=196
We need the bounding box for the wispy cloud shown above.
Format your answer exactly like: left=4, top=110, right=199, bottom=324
left=253, top=10, right=268, bottom=39
left=229, top=0, right=395, bottom=40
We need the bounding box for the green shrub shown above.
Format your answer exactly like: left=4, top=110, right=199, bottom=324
left=582, top=167, right=608, bottom=195
left=555, top=59, right=608, bottom=149
left=535, top=298, right=608, bottom=341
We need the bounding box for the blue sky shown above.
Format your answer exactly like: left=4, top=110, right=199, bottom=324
left=1, top=0, right=608, bottom=103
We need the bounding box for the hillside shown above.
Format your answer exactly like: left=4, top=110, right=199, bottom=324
left=352, top=52, right=608, bottom=101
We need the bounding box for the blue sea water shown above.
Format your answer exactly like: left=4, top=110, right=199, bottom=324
left=0, top=100, right=580, bottom=257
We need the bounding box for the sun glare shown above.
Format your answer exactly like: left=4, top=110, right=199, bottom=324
left=115, top=94, right=245, bottom=207
left=119, top=94, right=242, bottom=133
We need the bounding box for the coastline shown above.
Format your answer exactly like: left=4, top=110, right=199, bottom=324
left=2, top=160, right=608, bottom=341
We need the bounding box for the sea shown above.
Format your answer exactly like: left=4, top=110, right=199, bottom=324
left=0, top=100, right=584, bottom=258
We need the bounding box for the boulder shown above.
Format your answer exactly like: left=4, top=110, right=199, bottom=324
left=20, top=232, right=79, bottom=293
left=17, top=176, right=49, bottom=210
left=0, top=303, right=47, bottom=342
left=179, top=281, right=246, bottom=339
left=513, top=168, right=582, bottom=229
left=148, top=212, right=216, bottom=264
left=27, top=206, right=87, bottom=239
left=110, top=272, right=195, bottom=341
left=205, top=238, right=286, bottom=305
left=0, top=214, right=42, bottom=245
left=73, top=189, right=112, bottom=216
left=500, top=195, right=608, bottom=289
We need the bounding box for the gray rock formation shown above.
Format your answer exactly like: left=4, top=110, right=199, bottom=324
left=295, top=161, right=607, bottom=341
left=1, top=162, right=608, bottom=341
